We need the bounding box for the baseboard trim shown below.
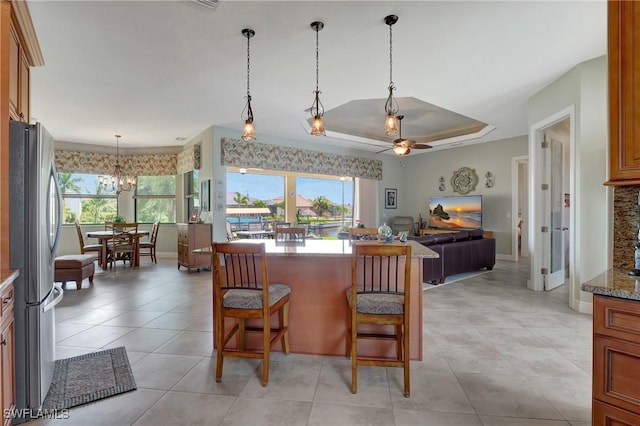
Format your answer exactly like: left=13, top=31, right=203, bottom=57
left=570, top=297, right=592, bottom=314
left=496, top=254, right=512, bottom=261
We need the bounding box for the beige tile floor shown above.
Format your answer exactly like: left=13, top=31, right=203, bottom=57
left=31, top=256, right=592, bottom=426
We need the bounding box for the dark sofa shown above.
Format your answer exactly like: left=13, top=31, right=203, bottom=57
left=409, top=229, right=496, bottom=284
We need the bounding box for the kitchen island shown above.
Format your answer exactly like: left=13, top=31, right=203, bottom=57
left=211, top=239, right=438, bottom=361
left=582, top=269, right=640, bottom=425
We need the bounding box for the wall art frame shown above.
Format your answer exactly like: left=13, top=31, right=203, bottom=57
left=385, top=188, right=397, bottom=209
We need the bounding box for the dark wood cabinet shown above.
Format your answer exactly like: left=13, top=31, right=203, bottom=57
left=607, top=1, right=640, bottom=185
left=177, top=223, right=212, bottom=273
left=592, top=295, right=640, bottom=424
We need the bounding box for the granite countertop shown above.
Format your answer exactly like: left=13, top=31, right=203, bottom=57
left=195, top=239, right=439, bottom=258
left=581, top=268, right=640, bottom=301
left=0, top=269, right=19, bottom=294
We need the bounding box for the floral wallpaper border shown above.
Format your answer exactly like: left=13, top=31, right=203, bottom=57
left=55, top=150, right=177, bottom=176
left=221, top=138, right=383, bottom=180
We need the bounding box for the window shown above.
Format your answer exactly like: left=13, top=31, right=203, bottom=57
left=135, top=175, right=176, bottom=223
left=58, top=172, right=117, bottom=224
left=183, top=170, right=199, bottom=221
left=295, top=176, right=354, bottom=237
left=226, top=168, right=354, bottom=238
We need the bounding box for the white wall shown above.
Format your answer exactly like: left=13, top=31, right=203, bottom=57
left=402, top=136, right=528, bottom=256
left=528, top=55, right=609, bottom=309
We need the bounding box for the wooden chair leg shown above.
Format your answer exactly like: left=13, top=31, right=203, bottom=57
left=403, top=323, right=410, bottom=398
left=351, top=313, right=358, bottom=394
left=215, top=315, right=224, bottom=383
left=396, top=325, right=403, bottom=360
left=280, top=301, right=290, bottom=354
left=237, top=319, right=245, bottom=351
left=262, top=316, right=270, bottom=387
left=345, top=304, right=351, bottom=358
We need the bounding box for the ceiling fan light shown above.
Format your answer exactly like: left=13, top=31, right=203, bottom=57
left=241, top=119, right=256, bottom=141
left=310, top=115, right=325, bottom=136
left=393, top=144, right=410, bottom=156
left=384, top=113, right=398, bottom=136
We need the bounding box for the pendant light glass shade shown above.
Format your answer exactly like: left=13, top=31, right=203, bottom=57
left=241, top=28, right=256, bottom=141
left=309, top=21, right=325, bottom=136
left=383, top=15, right=399, bottom=136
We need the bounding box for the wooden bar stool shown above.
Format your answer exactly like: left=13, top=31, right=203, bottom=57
left=212, top=242, right=291, bottom=386
left=346, top=242, right=412, bottom=397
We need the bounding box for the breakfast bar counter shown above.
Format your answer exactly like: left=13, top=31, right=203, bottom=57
left=213, top=239, right=437, bottom=361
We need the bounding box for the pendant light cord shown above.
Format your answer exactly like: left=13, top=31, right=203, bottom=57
left=315, top=25, right=320, bottom=92
left=388, top=22, right=393, bottom=88
left=246, top=32, right=251, bottom=98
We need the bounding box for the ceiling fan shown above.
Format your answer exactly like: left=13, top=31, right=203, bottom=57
left=377, top=115, right=433, bottom=155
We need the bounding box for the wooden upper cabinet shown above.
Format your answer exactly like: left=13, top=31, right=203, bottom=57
left=8, top=22, right=29, bottom=122
left=607, top=1, right=640, bottom=185
left=8, top=26, right=19, bottom=120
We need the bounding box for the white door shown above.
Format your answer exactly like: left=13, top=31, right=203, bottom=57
left=543, top=134, right=565, bottom=290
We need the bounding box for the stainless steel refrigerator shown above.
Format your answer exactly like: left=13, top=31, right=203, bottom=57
left=9, top=121, right=63, bottom=421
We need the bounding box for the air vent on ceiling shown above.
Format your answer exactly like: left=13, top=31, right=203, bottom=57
left=191, top=0, right=219, bottom=9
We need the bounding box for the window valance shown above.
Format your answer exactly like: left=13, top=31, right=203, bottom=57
left=177, top=145, right=201, bottom=174
left=221, top=138, right=383, bottom=180
left=54, top=150, right=177, bottom=176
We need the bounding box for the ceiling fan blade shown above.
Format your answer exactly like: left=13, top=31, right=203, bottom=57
left=412, top=144, right=433, bottom=149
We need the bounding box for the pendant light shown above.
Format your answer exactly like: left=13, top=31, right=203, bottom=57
left=309, top=21, right=325, bottom=136
left=241, top=28, right=256, bottom=141
left=383, top=15, right=399, bottom=136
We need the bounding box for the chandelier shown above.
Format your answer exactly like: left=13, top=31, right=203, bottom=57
left=98, top=134, right=136, bottom=194
left=309, top=21, right=325, bottom=136
left=383, top=15, right=399, bottom=136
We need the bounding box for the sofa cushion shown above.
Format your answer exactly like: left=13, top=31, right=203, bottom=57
left=431, top=233, right=455, bottom=244
left=451, top=231, right=470, bottom=241
left=468, top=228, right=484, bottom=240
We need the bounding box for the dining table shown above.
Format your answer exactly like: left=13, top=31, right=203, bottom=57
left=86, top=230, right=150, bottom=270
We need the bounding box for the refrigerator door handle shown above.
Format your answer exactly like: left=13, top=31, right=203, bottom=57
left=42, top=284, right=63, bottom=313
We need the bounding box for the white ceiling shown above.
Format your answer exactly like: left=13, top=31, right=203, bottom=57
left=27, top=0, right=607, bottom=155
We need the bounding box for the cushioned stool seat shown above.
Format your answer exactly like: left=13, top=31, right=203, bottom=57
left=54, top=254, right=95, bottom=290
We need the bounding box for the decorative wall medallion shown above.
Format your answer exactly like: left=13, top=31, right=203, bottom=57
left=438, top=176, right=445, bottom=191
left=485, top=171, right=494, bottom=188
left=451, top=167, right=479, bottom=195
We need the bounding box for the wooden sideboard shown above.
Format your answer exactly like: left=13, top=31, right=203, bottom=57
left=177, top=223, right=212, bottom=273
left=592, top=295, right=640, bottom=425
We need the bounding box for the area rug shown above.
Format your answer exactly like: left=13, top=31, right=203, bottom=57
left=42, top=346, right=136, bottom=410
left=423, top=269, right=492, bottom=290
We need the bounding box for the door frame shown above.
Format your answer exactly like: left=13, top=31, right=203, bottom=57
left=529, top=105, right=576, bottom=298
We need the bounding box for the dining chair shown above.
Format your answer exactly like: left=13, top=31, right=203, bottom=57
left=347, top=242, right=412, bottom=397
left=348, top=227, right=379, bottom=241
left=74, top=220, right=103, bottom=262
left=212, top=242, right=291, bottom=387
left=139, top=221, right=159, bottom=263
left=274, top=227, right=306, bottom=242
left=106, top=222, right=138, bottom=268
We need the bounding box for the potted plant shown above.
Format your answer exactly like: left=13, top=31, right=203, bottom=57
left=113, top=214, right=125, bottom=231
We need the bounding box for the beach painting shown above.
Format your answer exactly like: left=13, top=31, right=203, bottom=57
left=428, top=195, right=482, bottom=229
